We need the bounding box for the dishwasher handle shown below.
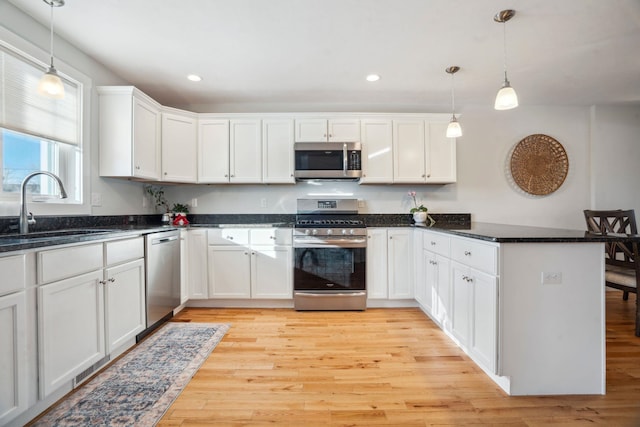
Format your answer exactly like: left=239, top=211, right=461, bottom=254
left=151, top=235, right=179, bottom=245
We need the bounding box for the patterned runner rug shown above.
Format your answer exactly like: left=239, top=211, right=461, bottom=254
left=33, top=322, right=229, bottom=426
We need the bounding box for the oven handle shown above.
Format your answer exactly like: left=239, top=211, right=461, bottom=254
left=294, top=239, right=367, bottom=248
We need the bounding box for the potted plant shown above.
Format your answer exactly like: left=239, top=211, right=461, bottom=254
left=145, top=185, right=172, bottom=223
left=408, top=191, right=435, bottom=225
left=171, top=203, right=190, bottom=226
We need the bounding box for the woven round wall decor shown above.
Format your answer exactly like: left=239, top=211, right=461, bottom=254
left=509, top=134, right=569, bottom=196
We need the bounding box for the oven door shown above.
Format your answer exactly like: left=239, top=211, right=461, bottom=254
left=293, top=245, right=366, bottom=292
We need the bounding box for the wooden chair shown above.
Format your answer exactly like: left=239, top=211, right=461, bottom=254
left=584, top=209, right=640, bottom=336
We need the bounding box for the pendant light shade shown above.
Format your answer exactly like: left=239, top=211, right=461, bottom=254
left=38, top=0, right=65, bottom=100
left=445, top=66, right=462, bottom=138
left=494, top=9, right=517, bottom=110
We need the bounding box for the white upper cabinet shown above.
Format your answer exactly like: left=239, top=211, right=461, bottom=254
left=98, top=86, right=161, bottom=180
left=425, top=122, right=457, bottom=183
left=262, top=119, right=295, bottom=183
left=392, top=119, right=457, bottom=184
left=230, top=119, right=262, bottom=183
left=360, top=119, right=393, bottom=183
left=295, top=118, right=360, bottom=142
left=161, top=108, right=198, bottom=183
left=198, top=119, right=230, bottom=183
left=393, top=119, right=426, bottom=183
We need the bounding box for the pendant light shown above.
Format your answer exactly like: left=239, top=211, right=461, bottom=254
left=37, top=0, right=65, bottom=99
left=445, top=66, right=462, bottom=138
left=494, top=9, right=518, bottom=110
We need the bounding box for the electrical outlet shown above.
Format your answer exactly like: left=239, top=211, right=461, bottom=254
left=357, top=200, right=365, bottom=208
left=542, top=271, right=563, bottom=285
left=260, top=198, right=267, bottom=208
left=191, top=198, right=198, bottom=208
left=91, top=192, right=102, bottom=207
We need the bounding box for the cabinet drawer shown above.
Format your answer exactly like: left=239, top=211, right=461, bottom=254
left=250, top=228, right=292, bottom=246
left=105, top=237, right=144, bottom=266
left=38, top=243, right=104, bottom=284
left=422, top=231, right=451, bottom=257
left=451, top=237, right=498, bottom=275
left=0, top=254, right=26, bottom=295
left=207, top=228, right=249, bottom=245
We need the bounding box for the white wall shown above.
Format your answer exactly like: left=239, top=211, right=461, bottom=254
left=590, top=105, right=640, bottom=217
left=2, top=3, right=638, bottom=230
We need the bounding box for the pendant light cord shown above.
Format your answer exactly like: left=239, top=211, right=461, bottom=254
left=502, top=21, right=508, bottom=82
left=450, top=72, right=456, bottom=117
left=49, top=2, right=55, bottom=67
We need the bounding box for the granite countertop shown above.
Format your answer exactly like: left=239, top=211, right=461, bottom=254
left=415, top=221, right=640, bottom=244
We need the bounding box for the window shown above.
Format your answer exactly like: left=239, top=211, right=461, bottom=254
left=0, top=38, right=83, bottom=204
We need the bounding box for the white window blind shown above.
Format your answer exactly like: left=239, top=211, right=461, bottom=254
left=0, top=44, right=80, bottom=146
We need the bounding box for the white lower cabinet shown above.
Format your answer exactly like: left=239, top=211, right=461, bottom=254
left=37, top=270, right=106, bottom=398
left=0, top=290, right=27, bottom=425
left=186, top=229, right=209, bottom=299
left=104, top=259, right=145, bottom=353
left=366, top=228, right=413, bottom=301
left=207, top=228, right=292, bottom=299
left=421, top=249, right=451, bottom=331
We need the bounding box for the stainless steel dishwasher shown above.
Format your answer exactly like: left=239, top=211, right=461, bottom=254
left=144, top=230, right=181, bottom=333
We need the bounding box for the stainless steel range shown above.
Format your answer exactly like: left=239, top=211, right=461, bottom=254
left=293, top=198, right=366, bottom=310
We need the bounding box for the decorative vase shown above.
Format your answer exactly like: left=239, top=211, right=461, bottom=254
left=413, top=211, right=427, bottom=223
left=172, top=213, right=189, bottom=226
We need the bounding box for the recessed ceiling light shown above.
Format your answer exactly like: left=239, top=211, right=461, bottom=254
left=187, top=74, right=202, bottom=82
left=366, top=74, right=380, bottom=82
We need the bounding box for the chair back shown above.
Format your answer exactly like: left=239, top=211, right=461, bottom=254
left=584, top=209, right=639, bottom=269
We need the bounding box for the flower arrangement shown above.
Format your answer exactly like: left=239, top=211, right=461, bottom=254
left=408, top=191, right=428, bottom=213
left=145, top=185, right=170, bottom=213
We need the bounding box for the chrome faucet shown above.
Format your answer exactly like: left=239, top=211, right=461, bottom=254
left=19, top=171, right=68, bottom=234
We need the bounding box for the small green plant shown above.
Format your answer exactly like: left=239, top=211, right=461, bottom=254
left=144, top=185, right=170, bottom=213
left=171, top=203, right=189, bottom=214
left=408, top=191, right=428, bottom=213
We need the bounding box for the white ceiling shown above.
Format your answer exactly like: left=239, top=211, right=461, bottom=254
left=8, top=0, right=640, bottom=112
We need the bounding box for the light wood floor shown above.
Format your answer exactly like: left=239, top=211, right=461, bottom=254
left=160, top=292, right=640, bottom=426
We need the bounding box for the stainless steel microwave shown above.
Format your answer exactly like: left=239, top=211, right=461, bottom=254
left=294, top=142, right=362, bottom=181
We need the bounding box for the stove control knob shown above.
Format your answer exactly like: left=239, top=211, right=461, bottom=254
left=304, top=229, right=311, bottom=236
left=349, top=229, right=355, bottom=235
left=312, top=229, right=318, bottom=235
left=341, top=229, right=348, bottom=235
left=326, top=229, right=333, bottom=235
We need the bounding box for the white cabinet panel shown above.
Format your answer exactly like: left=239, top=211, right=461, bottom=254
left=0, top=255, right=26, bottom=296
left=208, top=246, right=251, bottom=298
left=187, top=229, right=209, bottom=299
left=388, top=229, right=413, bottom=299
left=366, top=228, right=389, bottom=299
left=295, top=118, right=360, bottom=142
left=0, top=291, right=27, bottom=425
left=426, top=122, right=457, bottom=183
left=104, top=259, right=145, bottom=353
left=393, top=119, right=426, bottom=183
left=470, top=268, right=498, bottom=374
left=451, top=237, right=498, bottom=275
left=328, top=119, right=360, bottom=142
left=263, top=119, right=295, bottom=183
left=230, top=119, right=262, bottom=183
left=198, top=119, right=230, bottom=183
left=251, top=246, right=292, bottom=299
left=38, top=270, right=105, bottom=398
left=207, top=228, right=250, bottom=245
left=105, top=237, right=144, bottom=266
left=161, top=110, right=198, bottom=182
left=360, top=119, right=393, bottom=183
left=450, top=262, right=472, bottom=347
left=250, top=228, right=292, bottom=246
left=38, top=243, right=103, bottom=284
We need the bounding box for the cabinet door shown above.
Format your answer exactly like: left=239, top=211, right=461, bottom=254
left=132, top=95, right=161, bottom=180
left=419, top=250, right=436, bottom=314
left=295, top=119, right=327, bottom=142
left=198, top=119, right=230, bottom=183
left=161, top=111, right=197, bottom=182
left=450, top=262, right=471, bottom=347
left=263, top=119, right=295, bottom=183
left=388, top=229, right=413, bottom=299
left=470, top=269, right=498, bottom=373
left=328, top=119, right=360, bottom=142
left=393, top=119, right=426, bottom=183
left=38, top=270, right=105, bottom=398
left=104, top=259, right=145, bottom=353
left=434, top=254, right=451, bottom=332
left=251, top=246, right=292, bottom=299
left=360, top=119, right=393, bottom=183
left=425, top=122, right=457, bottom=183
left=366, top=228, right=388, bottom=299
left=208, top=246, right=251, bottom=298
left=0, top=292, right=27, bottom=425
left=230, top=119, right=262, bottom=183
left=187, top=229, right=209, bottom=299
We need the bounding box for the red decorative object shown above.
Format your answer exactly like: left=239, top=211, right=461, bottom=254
left=172, top=213, right=189, bottom=226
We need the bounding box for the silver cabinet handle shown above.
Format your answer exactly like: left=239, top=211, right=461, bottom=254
left=464, top=251, right=471, bottom=256
left=430, top=241, right=436, bottom=245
